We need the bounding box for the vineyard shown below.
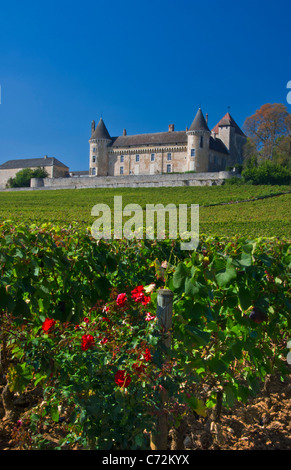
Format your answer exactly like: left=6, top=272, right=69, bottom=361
left=0, top=185, right=290, bottom=450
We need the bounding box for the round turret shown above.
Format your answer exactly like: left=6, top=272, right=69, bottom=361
left=187, top=108, right=210, bottom=172
left=89, top=118, right=112, bottom=176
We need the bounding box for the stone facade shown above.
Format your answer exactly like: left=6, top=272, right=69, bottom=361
left=0, top=156, right=69, bottom=189
left=89, top=108, right=246, bottom=177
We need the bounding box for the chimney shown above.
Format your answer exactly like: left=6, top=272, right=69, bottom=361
left=44, top=155, right=48, bottom=159
left=91, top=120, right=95, bottom=136
left=168, top=124, right=174, bottom=132
left=206, top=113, right=208, bottom=124
left=123, top=128, right=127, bottom=136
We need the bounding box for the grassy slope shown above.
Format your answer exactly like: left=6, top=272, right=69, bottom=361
left=0, top=185, right=290, bottom=238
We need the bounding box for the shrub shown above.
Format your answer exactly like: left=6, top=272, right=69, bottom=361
left=224, top=176, right=244, bottom=185
left=242, top=161, right=291, bottom=185
left=7, top=167, right=49, bottom=188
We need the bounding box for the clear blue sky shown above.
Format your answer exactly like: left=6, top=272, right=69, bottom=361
left=0, top=0, right=290, bottom=171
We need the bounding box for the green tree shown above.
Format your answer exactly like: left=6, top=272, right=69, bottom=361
left=7, top=167, right=48, bottom=188
left=273, top=135, right=291, bottom=169
left=243, top=103, right=291, bottom=162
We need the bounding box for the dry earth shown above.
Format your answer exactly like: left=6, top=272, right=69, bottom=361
left=0, top=373, right=290, bottom=451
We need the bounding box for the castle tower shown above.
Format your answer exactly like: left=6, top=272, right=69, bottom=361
left=186, top=108, right=210, bottom=172
left=212, top=112, right=247, bottom=166
left=89, top=118, right=112, bottom=176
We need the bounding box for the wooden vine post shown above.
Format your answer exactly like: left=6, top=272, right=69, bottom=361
left=150, top=288, right=173, bottom=450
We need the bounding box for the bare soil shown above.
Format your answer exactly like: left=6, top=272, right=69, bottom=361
left=1, top=373, right=290, bottom=451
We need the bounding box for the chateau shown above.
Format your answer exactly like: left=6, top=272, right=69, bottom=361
left=0, top=107, right=247, bottom=190
left=89, top=108, right=246, bottom=177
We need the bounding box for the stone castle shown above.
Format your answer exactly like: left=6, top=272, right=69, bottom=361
left=88, top=107, right=246, bottom=177
left=0, top=107, right=247, bottom=190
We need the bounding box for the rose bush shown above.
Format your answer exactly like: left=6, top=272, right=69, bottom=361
left=0, top=222, right=290, bottom=449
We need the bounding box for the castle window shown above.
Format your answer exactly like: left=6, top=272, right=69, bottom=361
left=151, top=153, right=155, bottom=161
left=167, top=153, right=172, bottom=160
left=92, top=168, right=96, bottom=175
left=92, top=148, right=96, bottom=153
left=136, top=154, right=140, bottom=162
left=167, top=164, right=172, bottom=173
left=92, top=156, right=96, bottom=163
left=200, top=136, right=203, bottom=148
left=120, top=166, right=124, bottom=175
left=191, top=149, right=195, bottom=157
left=120, top=155, right=124, bottom=162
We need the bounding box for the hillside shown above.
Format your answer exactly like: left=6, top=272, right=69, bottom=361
left=0, top=185, right=290, bottom=238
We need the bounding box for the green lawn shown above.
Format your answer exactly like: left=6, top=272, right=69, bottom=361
left=0, top=185, right=290, bottom=239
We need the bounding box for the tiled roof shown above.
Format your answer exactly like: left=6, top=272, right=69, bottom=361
left=212, top=112, right=246, bottom=137
left=110, top=130, right=187, bottom=148
left=0, top=157, right=69, bottom=170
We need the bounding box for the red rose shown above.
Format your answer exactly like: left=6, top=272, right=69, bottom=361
left=116, top=293, right=127, bottom=307
left=114, top=370, right=131, bottom=387
left=145, top=312, right=156, bottom=321
left=81, top=334, right=95, bottom=351
left=141, top=295, right=151, bottom=306
left=131, top=286, right=151, bottom=305
left=144, top=348, right=152, bottom=362
left=131, top=285, right=145, bottom=302
left=42, top=318, right=56, bottom=332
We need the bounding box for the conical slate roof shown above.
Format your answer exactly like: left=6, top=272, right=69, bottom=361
left=188, top=108, right=210, bottom=132
left=90, top=118, right=111, bottom=140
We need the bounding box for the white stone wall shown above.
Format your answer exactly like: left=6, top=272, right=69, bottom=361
left=12, top=171, right=233, bottom=191
left=108, top=146, right=188, bottom=176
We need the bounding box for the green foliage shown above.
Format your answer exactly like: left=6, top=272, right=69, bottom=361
left=7, top=167, right=48, bottom=188
left=0, top=221, right=290, bottom=449
left=224, top=176, right=244, bottom=185
left=0, top=185, right=290, bottom=239
left=242, top=161, right=291, bottom=185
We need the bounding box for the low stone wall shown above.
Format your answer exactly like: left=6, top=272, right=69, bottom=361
left=34, top=171, right=233, bottom=190
left=0, top=171, right=235, bottom=191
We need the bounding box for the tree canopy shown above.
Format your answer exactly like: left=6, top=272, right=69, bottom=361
left=243, top=103, right=291, bottom=164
